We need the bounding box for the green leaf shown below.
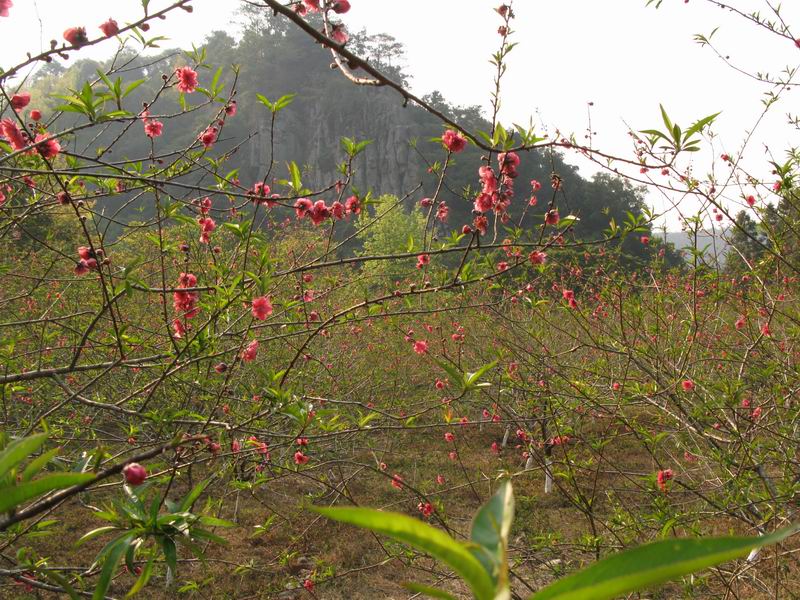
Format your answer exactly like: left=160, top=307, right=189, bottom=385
left=179, top=479, right=210, bottom=512
left=0, top=472, right=95, bottom=513
left=93, top=534, right=135, bottom=600
left=0, top=433, right=47, bottom=477
left=402, top=582, right=458, bottom=599
left=313, top=506, right=495, bottom=600
left=76, top=526, right=119, bottom=547
left=125, top=556, right=154, bottom=598
left=470, top=480, right=514, bottom=589
left=465, top=360, right=498, bottom=390
left=21, top=448, right=60, bottom=482
left=529, top=526, right=799, bottom=600
left=659, top=104, right=673, bottom=133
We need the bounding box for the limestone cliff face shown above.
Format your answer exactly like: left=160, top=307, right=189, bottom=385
left=246, top=87, right=430, bottom=197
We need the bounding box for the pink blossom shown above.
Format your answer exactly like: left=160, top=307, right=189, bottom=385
left=144, top=120, right=163, bottom=138
left=330, top=200, right=346, bottom=220
left=176, top=66, right=199, bottom=94
left=657, top=468, right=673, bottom=491
left=294, top=451, right=310, bottom=465
left=1, top=119, right=27, bottom=150
left=330, top=23, right=349, bottom=44
left=251, top=296, right=273, bottom=320
left=444, top=432, right=455, bottom=442
left=198, top=126, right=217, bottom=149
left=10, top=92, right=30, bottom=111
left=0, top=0, right=12, bottom=18
left=225, top=101, right=237, bottom=116
left=241, top=339, right=259, bottom=362
left=545, top=209, right=560, bottom=225
left=345, top=195, right=361, bottom=215
left=442, top=129, right=467, bottom=153
left=332, top=0, right=350, bottom=13
left=309, top=200, right=330, bottom=225
left=528, top=250, right=546, bottom=265
left=99, top=18, right=119, bottom=37
left=416, top=253, right=430, bottom=269
left=34, top=133, right=60, bottom=159
left=413, top=340, right=429, bottom=355
left=294, top=198, right=313, bottom=219
left=681, top=380, right=695, bottom=392
left=63, top=27, right=88, bottom=47
left=172, top=318, right=186, bottom=338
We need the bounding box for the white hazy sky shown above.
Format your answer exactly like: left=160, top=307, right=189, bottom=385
left=2, top=0, right=799, bottom=229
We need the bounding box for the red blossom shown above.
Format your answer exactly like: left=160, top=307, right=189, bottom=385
left=241, top=339, right=259, bottom=362
left=34, top=133, right=60, bottom=159
left=0, top=0, right=12, bottom=17
left=442, top=129, right=467, bottom=153
left=176, top=66, right=199, bottom=94
left=251, top=296, right=273, bottom=320
left=63, top=27, right=88, bottom=47
left=10, top=92, right=30, bottom=111
left=144, top=120, right=163, bottom=138
left=1, top=118, right=28, bottom=150
left=657, top=468, right=673, bottom=491
left=99, top=18, right=119, bottom=37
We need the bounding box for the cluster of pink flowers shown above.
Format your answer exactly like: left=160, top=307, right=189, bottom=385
left=172, top=272, right=200, bottom=337
left=293, top=196, right=359, bottom=225
left=0, top=0, right=12, bottom=18
left=74, top=246, right=99, bottom=276
left=247, top=182, right=277, bottom=207
left=1, top=118, right=61, bottom=159
left=528, top=250, right=547, bottom=266
left=473, top=152, right=520, bottom=225
left=194, top=197, right=216, bottom=243
left=562, top=289, right=578, bottom=309
left=416, top=253, right=430, bottom=269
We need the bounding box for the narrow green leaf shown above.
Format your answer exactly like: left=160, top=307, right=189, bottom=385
left=76, top=526, right=119, bottom=547
left=125, top=556, right=154, bottom=598
left=314, top=506, right=495, bottom=600
left=179, top=479, right=210, bottom=512
left=93, top=534, right=134, bottom=600
left=0, top=433, right=47, bottom=477
left=21, top=447, right=59, bottom=482
left=530, top=526, right=799, bottom=600
left=470, top=480, right=514, bottom=589
left=0, top=472, right=95, bottom=513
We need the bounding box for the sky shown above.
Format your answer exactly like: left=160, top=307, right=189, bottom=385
left=2, top=0, right=799, bottom=230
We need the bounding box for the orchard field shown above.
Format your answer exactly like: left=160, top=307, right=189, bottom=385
left=1, top=1, right=799, bottom=599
